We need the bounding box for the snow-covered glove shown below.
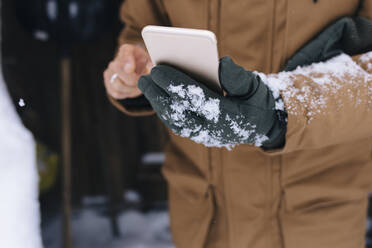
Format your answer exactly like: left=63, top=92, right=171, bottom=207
left=138, top=57, right=287, bottom=150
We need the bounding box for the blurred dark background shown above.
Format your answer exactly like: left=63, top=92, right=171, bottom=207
left=3, top=0, right=168, bottom=203
left=2, top=0, right=169, bottom=246
left=1, top=0, right=371, bottom=247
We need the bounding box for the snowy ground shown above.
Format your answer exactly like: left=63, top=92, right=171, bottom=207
left=0, top=70, right=43, bottom=246
left=41, top=196, right=371, bottom=248
left=42, top=201, right=174, bottom=248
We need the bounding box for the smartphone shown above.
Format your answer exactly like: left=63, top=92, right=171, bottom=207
left=141, top=25, right=221, bottom=92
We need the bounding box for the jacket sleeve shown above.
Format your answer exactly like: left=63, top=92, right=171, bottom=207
left=108, top=0, right=169, bottom=116
left=262, top=51, right=372, bottom=154
left=262, top=6, right=372, bottom=154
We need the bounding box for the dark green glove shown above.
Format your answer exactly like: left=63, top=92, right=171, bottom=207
left=285, top=16, right=372, bottom=71
left=138, top=57, right=287, bottom=150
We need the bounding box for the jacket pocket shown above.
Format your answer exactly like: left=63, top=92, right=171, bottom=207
left=162, top=141, right=216, bottom=248
left=167, top=184, right=216, bottom=248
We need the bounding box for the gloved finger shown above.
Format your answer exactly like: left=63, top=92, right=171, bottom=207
left=150, top=64, right=196, bottom=89
left=152, top=99, right=190, bottom=135
left=219, top=57, right=259, bottom=97
left=138, top=75, right=180, bottom=126
left=138, top=75, right=169, bottom=103
left=167, top=110, right=208, bottom=139
left=150, top=64, right=217, bottom=97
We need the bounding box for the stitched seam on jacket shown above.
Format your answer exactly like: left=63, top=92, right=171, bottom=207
left=270, top=0, right=277, bottom=73
left=216, top=2, right=232, bottom=247
left=210, top=1, right=233, bottom=247
left=281, top=0, right=290, bottom=70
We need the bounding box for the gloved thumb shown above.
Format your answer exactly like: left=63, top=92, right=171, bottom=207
left=138, top=74, right=169, bottom=102
left=219, top=57, right=259, bottom=97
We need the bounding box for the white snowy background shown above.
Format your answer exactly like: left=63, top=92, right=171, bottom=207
left=0, top=57, right=43, bottom=247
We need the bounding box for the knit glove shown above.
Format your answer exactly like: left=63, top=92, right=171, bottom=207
left=138, top=57, right=287, bottom=150
left=285, top=16, right=372, bottom=71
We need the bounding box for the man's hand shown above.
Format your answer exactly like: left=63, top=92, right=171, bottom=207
left=138, top=57, right=287, bottom=150
left=104, top=44, right=153, bottom=99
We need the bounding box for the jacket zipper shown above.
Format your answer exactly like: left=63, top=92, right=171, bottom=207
left=205, top=1, right=221, bottom=247
left=270, top=0, right=277, bottom=72
left=206, top=0, right=221, bottom=187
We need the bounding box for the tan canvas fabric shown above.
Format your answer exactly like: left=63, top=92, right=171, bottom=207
left=109, top=0, right=372, bottom=247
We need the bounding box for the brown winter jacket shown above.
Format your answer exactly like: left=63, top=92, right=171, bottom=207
left=109, top=1, right=372, bottom=248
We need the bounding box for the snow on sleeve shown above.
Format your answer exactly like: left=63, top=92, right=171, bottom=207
left=356, top=51, right=372, bottom=73
left=259, top=53, right=372, bottom=123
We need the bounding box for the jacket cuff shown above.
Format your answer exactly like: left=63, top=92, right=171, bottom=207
left=108, top=94, right=155, bottom=117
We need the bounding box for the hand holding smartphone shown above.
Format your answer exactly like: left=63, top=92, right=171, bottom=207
left=141, top=25, right=221, bottom=93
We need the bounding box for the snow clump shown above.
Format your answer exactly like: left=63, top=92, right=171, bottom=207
left=161, top=83, right=268, bottom=150
left=18, top=98, right=25, bottom=107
